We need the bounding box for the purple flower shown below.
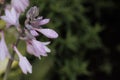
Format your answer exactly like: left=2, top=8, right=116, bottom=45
left=25, top=6, right=58, bottom=38
left=0, top=31, right=10, bottom=61
left=26, top=6, right=39, bottom=19
left=31, top=17, right=58, bottom=38
left=13, top=46, right=32, bottom=74
left=26, top=39, right=50, bottom=58
left=11, top=0, right=29, bottom=13
left=30, top=17, right=50, bottom=27
left=1, top=7, right=20, bottom=27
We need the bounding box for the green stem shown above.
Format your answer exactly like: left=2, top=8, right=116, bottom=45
left=3, top=58, right=14, bottom=80
left=3, top=36, right=20, bottom=80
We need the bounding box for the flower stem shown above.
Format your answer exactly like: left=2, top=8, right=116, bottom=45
left=3, top=58, right=13, bottom=80
left=3, top=36, right=20, bottom=80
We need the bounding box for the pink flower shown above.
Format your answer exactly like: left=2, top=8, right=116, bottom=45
left=0, top=31, right=10, bottom=60
left=13, top=46, right=32, bottom=74
left=1, top=7, right=20, bottom=27
left=26, top=39, right=50, bottom=58
left=11, top=0, right=29, bottom=13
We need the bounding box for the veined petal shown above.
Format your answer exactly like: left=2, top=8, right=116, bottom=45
left=39, top=19, right=50, bottom=25
left=40, top=42, right=51, bottom=52
left=5, top=8, right=15, bottom=24
left=30, top=30, right=39, bottom=36
left=31, top=39, right=47, bottom=56
left=26, top=42, right=40, bottom=58
left=11, top=7, right=17, bottom=23
left=11, top=0, right=29, bottom=13
left=26, top=39, right=51, bottom=58
left=19, top=56, right=32, bottom=74
left=12, top=0, right=23, bottom=12
left=36, top=29, right=58, bottom=38
left=1, top=16, right=12, bottom=25
left=1, top=7, right=20, bottom=27
left=21, top=0, right=29, bottom=8
left=26, top=42, right=35, bottom=55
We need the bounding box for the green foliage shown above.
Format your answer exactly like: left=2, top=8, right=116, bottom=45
left=59, top=58, right=90, bottom=80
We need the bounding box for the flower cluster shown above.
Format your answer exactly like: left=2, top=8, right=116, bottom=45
left=0, top=0, right=58, bottom=74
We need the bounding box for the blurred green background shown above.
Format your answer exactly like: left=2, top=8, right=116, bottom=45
left=1, top=0, right=120, bottom=80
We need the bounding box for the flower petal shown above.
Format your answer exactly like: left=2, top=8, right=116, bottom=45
left=39, top=19, right=50, bottom=25
left=30, top=30, right=39, bottom=36
left=13, top=46, right=32, bottom=74
left=31, top=39, right=47, bottom=56
left=1, top=16, right=12, bottom=25
left=41, top=42, right=50, bottom=45
left=36, top=29, right=58, bottom=38
left=0, top=32, right=10, bottom=60
left=26, top=42, right=40, bottom=58
left=19, top=56, right=32, bottom=74
left=1, top=7, right=20, bottom=27
left=44, top=46, right=51, bottom=53
left=11, top=0, right=29, bottom=13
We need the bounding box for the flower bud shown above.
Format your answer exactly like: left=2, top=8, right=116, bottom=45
left=26, top=6, right=39, bottom=20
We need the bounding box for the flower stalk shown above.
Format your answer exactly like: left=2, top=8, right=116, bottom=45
left=3, top=34, right=20, bottom=80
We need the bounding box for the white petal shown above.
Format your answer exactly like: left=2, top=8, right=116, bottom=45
left=41, top=42, right=50, bottom=45
left=44, top=46, right=51, bottom=53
